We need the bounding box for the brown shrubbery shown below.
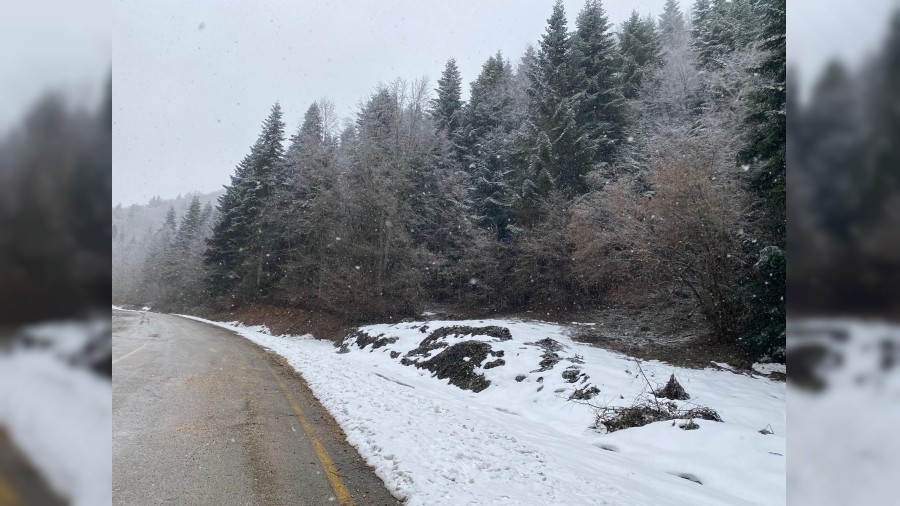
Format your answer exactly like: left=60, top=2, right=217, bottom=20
left=570, top=151, right=746, bottom=341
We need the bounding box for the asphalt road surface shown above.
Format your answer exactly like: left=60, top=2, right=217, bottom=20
left=113, top=310, right=399, bottom=506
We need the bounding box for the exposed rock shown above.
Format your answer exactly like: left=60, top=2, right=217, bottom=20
left=515, top=375, right=526, bottom=382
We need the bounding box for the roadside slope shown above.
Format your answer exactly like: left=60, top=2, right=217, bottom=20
left=182, top=314, right=786, bottom=506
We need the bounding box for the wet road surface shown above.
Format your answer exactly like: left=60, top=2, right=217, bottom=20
left=113, top=310, right=399, bottom=506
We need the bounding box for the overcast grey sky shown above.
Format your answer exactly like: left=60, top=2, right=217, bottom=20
left=0, top=0, right=109, bottom=133
left=113, top=0, right=669, bottom=206
left=112, top=0, right=898, bottom=206
left=787, top=0, right=898, bottom=97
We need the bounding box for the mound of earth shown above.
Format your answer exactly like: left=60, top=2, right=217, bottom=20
left=406, top=325, right=512, bottom=359
left=406, top=340, right=504, bottom=393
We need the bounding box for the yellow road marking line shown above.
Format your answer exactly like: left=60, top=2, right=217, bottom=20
left=112, top=343, right=146, bottom=364
left=268, top=368, right=355, bottom=506
left=0, top=474, right=22, bottom=506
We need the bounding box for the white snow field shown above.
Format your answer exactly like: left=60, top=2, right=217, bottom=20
left=0, top=322, right=112, bottom=506
left=181, top=314, right=786, bottom=506
left=787, top=319, right=900, bottom=506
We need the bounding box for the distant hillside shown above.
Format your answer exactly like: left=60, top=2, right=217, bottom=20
left=112, top=190, right=222, bottom=304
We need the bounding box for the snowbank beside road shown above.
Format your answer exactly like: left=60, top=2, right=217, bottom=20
left=0, top=348, right=111, bottom=506
left=182, top=315, right=785, bottom=506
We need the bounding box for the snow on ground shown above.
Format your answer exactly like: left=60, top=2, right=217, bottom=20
left=0, top=322, right=112, bottom=506
left=788, top=319, right=900, bottom=505
left=752, top=362, right=786, bottom=375
left=181, top=315, right=785, bottom=506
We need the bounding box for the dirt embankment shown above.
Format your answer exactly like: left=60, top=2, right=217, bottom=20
left=196, top=303, right=355, bottom=342
left=132, top=296, right=753, bottom=369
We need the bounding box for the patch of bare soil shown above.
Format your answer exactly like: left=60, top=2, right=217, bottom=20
left=566, top=302, right=753, bottom=370
left=198, top=303, right=355, bottom=343
left=406, top=340, right=503, bottom=393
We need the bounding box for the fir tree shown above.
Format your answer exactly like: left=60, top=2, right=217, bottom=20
left=692, top=0, right=757, bottom=69
left=738, top=0, right=785, bottom=245
left=527, top=1, right=582, bottom=194
left=737, top=0, right=785, bottom=359
left=570, top=0, right=626, bottom=181
left=270, top=101, right=340, bottom=298
left=619, top=11, right=664, bottom=99
left=204, top=103, right=285, bottom=296
left=658, top=0, right=686, bottom=41
left=859, top=11, right=900, bottom=225
left=164, top=206, right=177, bottom=230
left=462, top=53, right=518, bottom=239
left=431, top=58, right=464, bottom=135
left=174, top=196, right=203, bottom=255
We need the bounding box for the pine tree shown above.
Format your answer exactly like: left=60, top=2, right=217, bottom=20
left=690, top=0, right=713, bottom=59
left=570, top=0, right=626, bottom=180
left=164, top=206, right=177, bottom=229
left=270, top=101, right=340, bottom=300
left=140, top=208, right=177, bottom=306
left=174, top=196, right=203, bottom=257
left=164, top=196, right=204, bottom=306
left=431, top=58, right=464, bottom=135
left=204, top=103, right=285, bottom=296
left=527, top=1, right=582, bottom=194
left=343, top=87, right=419, bottom=309
left=462, top=53, right=518, bottom=239
left=738, top=0, right=785, bottom=245
left=859, top=11, right=900, bottom=225
left=692, top=0, right=757, bottom=70
left=200, top=202, right=214, bottom=228
left=658, top=0, right=686, bottom=41
left=737, top=0, right=785, bottom=358
left=619, top=11, right=664, bottom=99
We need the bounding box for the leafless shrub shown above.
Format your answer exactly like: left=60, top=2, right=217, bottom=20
left=570, top=151, right=747, bottom=341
